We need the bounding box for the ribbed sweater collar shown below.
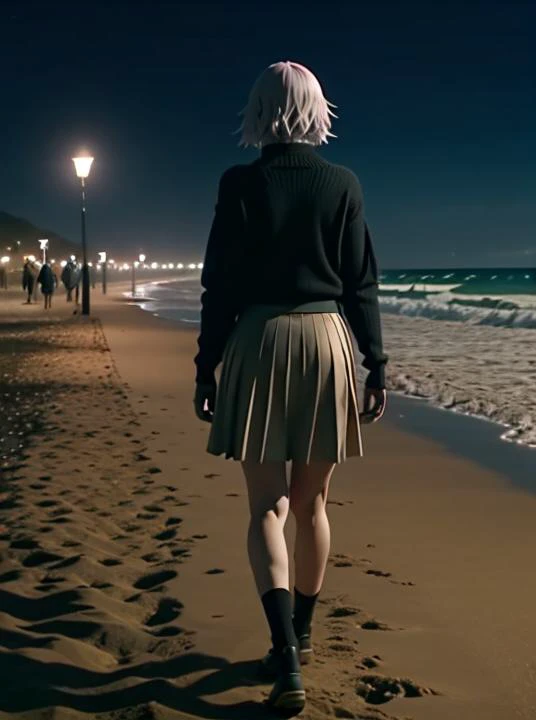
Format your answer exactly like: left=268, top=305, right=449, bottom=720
left=260, top=142, right=319, bottom=161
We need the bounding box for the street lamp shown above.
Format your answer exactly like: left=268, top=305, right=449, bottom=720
left=0, top=256, right=9, bottom=290
left=131, top=253, right=146, bottom=297
left=72, top=155, right=94, bottom=315
left=38, top=238, right=49, bottom=264
left=98, top=251, right=107, bottom=295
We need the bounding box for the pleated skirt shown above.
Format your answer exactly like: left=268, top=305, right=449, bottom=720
left=207, top=305, right=363, bottom=463
left=207, top=304, right=363, bottom=463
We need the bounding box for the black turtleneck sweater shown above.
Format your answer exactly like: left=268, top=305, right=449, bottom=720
left=194, top=142, right=388, bottom=388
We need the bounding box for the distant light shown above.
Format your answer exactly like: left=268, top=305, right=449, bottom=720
left=109, top=258, right=115, bottom=265
left=28, top=255, right=36, bottom=262
left=60, top=260, right=67, bottom=267
left=151, top=262, right=158, bottom=269
left=70, top=255, right=76, bottom=262
left=188, top=263, right=196, bottom=269
left=72, top=156, right=94, bottom=179
left=197, top=263, right=203, bottom=269
left=98, top=251, right=107, bottom=263
left=139, top=253, right=146, bottom=263
left=168, top=263, right=174, bottom=269
left=162, top=264, right=168, bottom=269
left=134, top=261, right=139, bottom=269
left=88, top=262, right=93, bottom=267
left=122, top=263, right=130, bottom=270
left=51, top=258, right=56, bottom=264
left=0, top=256, right=9, bottom=264
left=177, top=263, right=184, bottom=269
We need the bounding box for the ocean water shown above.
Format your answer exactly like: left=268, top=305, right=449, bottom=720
left=136, top=267, right=536, bottom=328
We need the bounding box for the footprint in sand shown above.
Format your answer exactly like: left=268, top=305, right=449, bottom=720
left=144, top=505, right=164, bottom=513
left=36, top=499, right=59, bottom=508
left=327, top=606, right=359, bottom=618
left=133, top=569, right=177, bottom=590
left=226, top=493, right=239, bottom=497
left=192, top=534, right=208, bottom=540
left=204, top=473, right=220, bottom=479
left=23, top=550, right=64, bottom=567
left=356, top=674, right=440, bottom=704
left=154, top=528, right=177, bottom=542
left=145, top=597, right=183, bottom=626
left=331, top=554, right=353, bottom=568
left=358, top=619, right=393, bottom=631
left=205, top=568, right=225, bottom=575
left=366, top=569, right=392, bottom=578
left=165, top=517, right=182, bottom=527
left=0, top=570, right=22, bottom=583
left=137, top=513, right=159, bottom=520
left=171, top=548, right=191, bottom=559
left=99, top=558, right=123, bottom=567
left=359, top=655, right=383, bottom=669
left=50, top=555, right=82, bottom=570
left=10, top=538, right=40, bottom=550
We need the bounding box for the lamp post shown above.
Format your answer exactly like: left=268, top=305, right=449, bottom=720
left=0, top=256, right=9, bottom=290
left=131, top=253, right=146, bottom=297
left=98, top=251, right=107, bottom=295
left=38, top=238, right=48, bottom=265
left=72, top=155, right=94, bottom=315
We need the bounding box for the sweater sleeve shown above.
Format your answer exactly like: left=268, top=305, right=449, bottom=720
left=340, top=178, right=388, bottom=389
left=194, top=167, right=244, bottom=385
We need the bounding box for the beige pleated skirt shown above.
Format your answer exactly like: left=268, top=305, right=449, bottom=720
left=207, top=304, right=364, bottom=463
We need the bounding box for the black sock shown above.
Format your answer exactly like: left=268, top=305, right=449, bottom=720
left=293, top=587, right=319, bottom=638
left=261, top=588, right=298, bottom=652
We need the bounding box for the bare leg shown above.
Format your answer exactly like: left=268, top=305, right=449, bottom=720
left=241, top=460, right=290, bottom=596
left=290, top=461, right=336, bottom=596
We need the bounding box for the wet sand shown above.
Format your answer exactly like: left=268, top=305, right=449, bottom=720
left=1, top=284, right=536, bottom=720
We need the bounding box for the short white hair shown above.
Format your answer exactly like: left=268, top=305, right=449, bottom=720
left=235, top=61, right=338, bottom=149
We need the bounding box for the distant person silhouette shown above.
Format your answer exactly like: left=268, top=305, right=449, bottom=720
left=61, top=260, right=81, bottom=302
left=37, top=262, right=57, bottom=310
left=22, top=260, right=36, bottom=303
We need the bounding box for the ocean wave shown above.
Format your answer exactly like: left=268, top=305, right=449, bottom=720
left=379, top=293, right=536, bottom=328
left=383, top=371, right=536, bottom=449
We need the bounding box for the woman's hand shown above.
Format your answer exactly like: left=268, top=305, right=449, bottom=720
left=194, top=382, right=217, bottom=423
left=359, top=388, right=387, bottom=424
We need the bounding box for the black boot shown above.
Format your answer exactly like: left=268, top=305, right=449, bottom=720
left=267, top=644, right=305, bottom=716
left=260, top=634, right=312, bottom=678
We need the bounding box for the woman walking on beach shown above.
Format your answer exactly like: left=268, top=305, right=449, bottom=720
left=194, top=61, right=388, bottom=716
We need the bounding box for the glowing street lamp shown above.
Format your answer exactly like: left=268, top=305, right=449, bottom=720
left=98, top=251, right=107, bottom=295
left=0, top=256, right=8, bottom=290
left=38, top=239, right=49, bottom=264
left=72, top=154, right=94, bottom=315
left=131, top=253, right=146, bottom=297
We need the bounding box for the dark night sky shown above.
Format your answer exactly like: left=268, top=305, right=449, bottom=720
left=1, top=1, right=535, bottom=267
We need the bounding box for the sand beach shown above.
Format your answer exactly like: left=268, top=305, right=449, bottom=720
left=1, top=283, right=536, bottom=720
